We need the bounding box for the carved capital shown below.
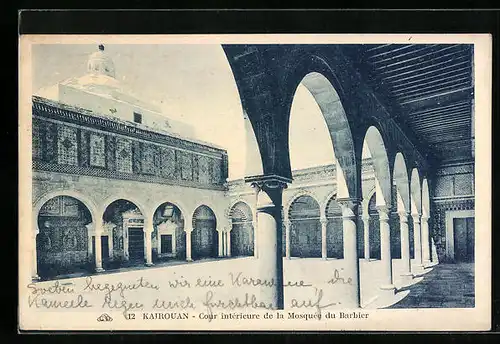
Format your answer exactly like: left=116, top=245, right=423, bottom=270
left=320, top=217, right=328, bottom=226
left=246, top=174, right=291, bottom=212
left=398, top=211, right=409, bottom=223
left=336, top=198, right=361, bottom=219
left=411, top=213, right=421, bottom=224
left=376, top=205, right=390, bottom=222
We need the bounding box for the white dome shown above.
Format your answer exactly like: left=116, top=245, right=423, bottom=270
left=87, top=44, right=116, bottom=78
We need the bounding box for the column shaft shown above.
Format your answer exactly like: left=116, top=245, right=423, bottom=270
left=412, top=214, right=423, bottom=268
left=363, top=215, right=370, bottom=260
left=321, top=218, right=327, bottom=260
left=32, top=232, right=39, bottom=280
left=186, top=229, right=193, bottom=261
left=421, top=216, right=431, bottom=263
left=144, top=227, right=153, bottom=266
left=95, top=223, right=104, bottom=272
left=227, top=231, right=232, bottom=257
left=399, top=212, right=412, bottom=278
left=218, top=230, right=223, bottom=257
left=378, top=207, right=394, bottom=291
left=339, top=199, right=361, bottom=308
left=285, top=220, right=291, bottom=259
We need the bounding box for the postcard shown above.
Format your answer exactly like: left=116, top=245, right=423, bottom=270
left=18, top=33, right=491, bottom=331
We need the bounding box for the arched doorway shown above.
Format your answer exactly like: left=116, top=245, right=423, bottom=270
left=289, top=195, right=321, bottom=258
left=325, top=196, right=344, bottom=259
left=152, top=202, right=185, bottom=262
left=192, top=205, right=218, bottom=259
left=102, top=199, right=145, bottom=267
left=229, top=202, right=254, bottom=257
left=36, top=195, right=93, bottom=279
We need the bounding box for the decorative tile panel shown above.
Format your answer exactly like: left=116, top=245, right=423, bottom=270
left=180, top=152, right=193, bottom=181
left=115, top=138, right=133, bottom=173
left=141, top=143, right=156, bottom=175
left=57, top=126, right=78, bottom=166
left=89, top=133, right=106, bottom=167
left=160, top=147, right=176, bottom=178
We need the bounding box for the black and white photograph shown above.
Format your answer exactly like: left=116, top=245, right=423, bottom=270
left=18, top=33, right=491, bottom=331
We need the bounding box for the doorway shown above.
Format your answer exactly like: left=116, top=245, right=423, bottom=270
left=128, top=228, right=144, bottom=262
left=453, top=217, right=475, bottom=263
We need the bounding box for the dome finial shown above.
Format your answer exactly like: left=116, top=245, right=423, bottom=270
left=98, top=44, right=105, bottom=51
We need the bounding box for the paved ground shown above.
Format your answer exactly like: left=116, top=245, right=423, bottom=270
left=389, top=263, right=475, bottom=308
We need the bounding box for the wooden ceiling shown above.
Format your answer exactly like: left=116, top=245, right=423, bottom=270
left=341, top=44, right=474, bottom=166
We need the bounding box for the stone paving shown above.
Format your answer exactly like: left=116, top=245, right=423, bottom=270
left=389, top=263, right=475, bottom=308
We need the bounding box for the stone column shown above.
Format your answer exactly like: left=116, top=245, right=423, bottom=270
left=185, top=228, right=193, bottom=261
left=399, top=211, right=413, bottom=281
left=94, top=222, right=104, bottom=273
left=248, top=176, right=289, bottom=310
left=217, top=229, right=224, bottom=257
left=421, top=215, right=431, bottom=264
left=251, top=183, right=260, bottom=258
left=321, top=216, right=328, bottom=260
left=32, top=231, right=40, bottom=281
left=226, top=229, right=232, bottom=257
left=338, top=198, right=361, bottom=308
left=144, top=224, right=154, bottom=266
left=412, top=213, right=424, bottom=272
left=377, top=206, right=395, bottom=296
left=362, top=214, right=370, bottom=261
left=285, top=219, right=291, bottom=259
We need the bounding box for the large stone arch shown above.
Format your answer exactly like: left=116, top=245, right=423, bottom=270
left=286, top=70, right=357, bottom=199
left=191, top=204, right=218, bottom=259
left=284, top=189, right=321, bottom=220
left=361, top=126, right=392, bottom=207
left=150, top=199, right=189, bottom=230
left=228, top=201, right=254, bottom=257
left=101, top=195, right=148, bottom=223
left=281, top=52, right=359, bottom=198
left=33, top=189, right=99, bottom=234
left=393, top=152, right=411, bottom=213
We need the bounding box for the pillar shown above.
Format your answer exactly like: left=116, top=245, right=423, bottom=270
left=285, top=219, right=291, bottom=259
left=144, top=224, right=153, bottom=266
left=248, top=176, right=289, bottom=310
left=94, top=222, right=104, bottom=273
left=377, top=206, right=395, bottom=296
left=321, top=216, right=328, bottom=260
left=185, top=228, right=193, bottom=261
left=32, top=231, right=40, bottom=280
left=421, top=215, right=431, bottom=264
left=363, top=214, right=370, bottom=261
left=399, top=211, right=413, bottom=281
left=226, top=229, right=232, bottom=257
left=338, top=198, right=361, bottom=308
left=217, top=229, right=224, bottom=257
left=251, top=183, right=260, bottom=258
left=412, top=213, right=424, bottom=272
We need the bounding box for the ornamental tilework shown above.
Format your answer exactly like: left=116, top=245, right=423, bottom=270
left=198, top=155, right=210, bottom=185
left=32, top=120, right=42, bottom=159
left=89, top=133, right=106, bottom=167
left=115, top=138, right=133, bottom=173
left=211, top=158, right=222, bottom=184
left=160, top=147, right=176, bottom=178
left=57, top=126, right=78, bottom=166
left=142, top=144, right=156, bottom=175
left=180, top=152, right=193, bottom=181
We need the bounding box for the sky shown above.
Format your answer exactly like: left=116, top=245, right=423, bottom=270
left=32, top=44, right=337, bottom=180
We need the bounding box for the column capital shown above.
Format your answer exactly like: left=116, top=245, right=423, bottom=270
left=185, top=227, right=194, bottom=234
left=421, top=214, right=430, bottom=221
left=320, top=217, right=328, bottom=225
left=246, top=174, right=291, bottom=211
left=337, top=198, right=361, bottom=219
left=398, top=211, right=409, bottom=223
left=376, top=206, right=390, bottom=221
left=411, top=213, right=421, bottom=223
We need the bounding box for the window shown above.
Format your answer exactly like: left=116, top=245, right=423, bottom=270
left=133, top=112, right=143, bottom=124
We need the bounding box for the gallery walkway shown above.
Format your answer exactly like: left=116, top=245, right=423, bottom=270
left=389, top=263, right=475, bottom=308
